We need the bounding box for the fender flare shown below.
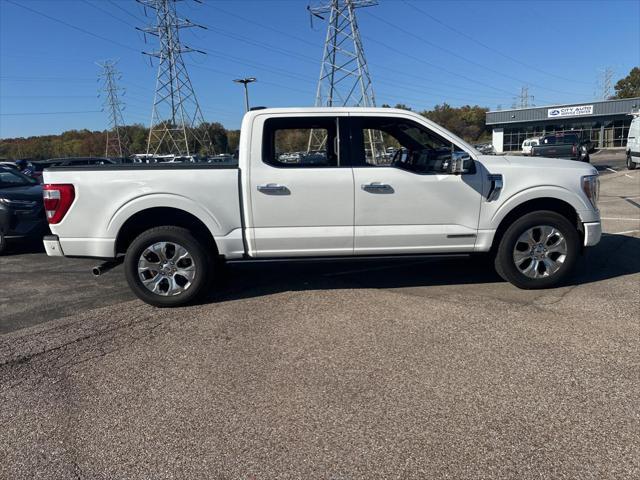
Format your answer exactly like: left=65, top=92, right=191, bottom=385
left=490, top=185, right=592, bottom=228
left=106, top=193, right=223, bottom=240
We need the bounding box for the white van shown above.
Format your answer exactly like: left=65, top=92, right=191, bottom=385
left=627, top=114, right=640, bottom=170
left=522, top=137, right=540, bottom=155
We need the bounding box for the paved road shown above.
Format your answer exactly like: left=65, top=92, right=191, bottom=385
left=0, top=163, right=638, bottom=479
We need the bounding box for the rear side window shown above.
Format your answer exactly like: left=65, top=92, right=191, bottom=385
left=262, top=117, right=339, bottom=167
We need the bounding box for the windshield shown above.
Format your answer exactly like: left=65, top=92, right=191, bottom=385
left=0, top=169, right=37, bottom=188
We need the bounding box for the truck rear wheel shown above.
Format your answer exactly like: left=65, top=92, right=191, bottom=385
left=124, top=226, right=212, bottom=307
left=494, top=211, right=580, bottom=289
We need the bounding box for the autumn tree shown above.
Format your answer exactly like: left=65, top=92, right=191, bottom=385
left=613, top=67, right=640, bottom=99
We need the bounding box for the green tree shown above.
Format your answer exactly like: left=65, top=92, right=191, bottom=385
left=613, top=67, right=640, bottom=99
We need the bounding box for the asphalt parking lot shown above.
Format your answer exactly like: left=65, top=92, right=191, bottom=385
left=1, top=154, right=639, bottom=479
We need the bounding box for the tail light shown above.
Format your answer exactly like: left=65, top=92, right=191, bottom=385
left=572, top=145, right=577, bottom=155
left=43, top=184, right=75, bottom=224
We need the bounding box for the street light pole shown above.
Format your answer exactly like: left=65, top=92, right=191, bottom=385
left=233, top=77, right=256, bottom=112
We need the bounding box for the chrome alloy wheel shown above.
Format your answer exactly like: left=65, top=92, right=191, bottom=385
left=138, top=242, right=196, bottom=296
left=512, top=225, right=568, bottom=279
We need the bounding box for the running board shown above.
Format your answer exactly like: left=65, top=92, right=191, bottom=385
left=226, top=253, right=472, bottom=264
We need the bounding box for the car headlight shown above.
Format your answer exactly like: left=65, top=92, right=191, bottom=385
left=581, top=174, right=599, bottom=210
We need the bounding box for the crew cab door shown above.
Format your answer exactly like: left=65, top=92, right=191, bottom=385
left=349, top=115, right=483, bottom=254
left=246, top=114, right=354, bottom=257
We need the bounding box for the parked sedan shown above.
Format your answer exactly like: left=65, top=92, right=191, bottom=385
left=0, top=167, right=48, bottom=254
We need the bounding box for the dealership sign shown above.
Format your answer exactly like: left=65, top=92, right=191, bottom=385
left=547, top=105, right=594, bottom=118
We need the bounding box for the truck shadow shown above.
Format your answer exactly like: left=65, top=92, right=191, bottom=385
left=0, top=239, right=45, bottom=256
left=203, top=233, right=640, bottom=303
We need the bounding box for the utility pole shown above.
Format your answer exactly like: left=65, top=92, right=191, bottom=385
left=233, top=77, right=256, bottom=113
left=307, top=0, right=384, bottom=161
left=97, top=60, right=128, bottom=158
left=513, top=86, right=534, bottom=109
left=138, top=0, right=214, bottom=157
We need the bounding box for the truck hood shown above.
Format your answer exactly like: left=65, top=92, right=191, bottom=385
left=478, top=155, right=598, bottom=176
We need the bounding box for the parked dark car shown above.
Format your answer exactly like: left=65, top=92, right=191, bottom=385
left=0, top=166, right=48, bottom=254
left=530, top=132, right=591, bottom=162
left=31, top=157, right=118, bottom=182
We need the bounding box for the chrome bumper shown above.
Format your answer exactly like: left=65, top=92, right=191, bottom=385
left=43, top=235, right=64, bottom=256
left=583, top=221, right=602, bottom=247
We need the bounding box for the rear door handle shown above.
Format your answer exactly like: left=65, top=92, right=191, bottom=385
left=257, top=183, right=289, bottom=194
left=362, top=182, right=393, bottom=193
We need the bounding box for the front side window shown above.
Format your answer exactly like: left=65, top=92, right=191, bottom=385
left=263, top=117, right=338, bottom=168
left=352, top=117, right=469, bottom=174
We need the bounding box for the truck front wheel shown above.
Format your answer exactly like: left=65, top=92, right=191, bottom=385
left=627, top=152, right=637, bottom=170
left=494, top=211, right=580, bottom=289
left=124, top=226, right=212, bottom=307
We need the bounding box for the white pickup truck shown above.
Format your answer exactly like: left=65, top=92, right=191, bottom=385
left=42, top=108, right=601, bottom=306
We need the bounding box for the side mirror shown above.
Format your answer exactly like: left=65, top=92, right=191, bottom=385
left=449, top=153, right=472, bottom=174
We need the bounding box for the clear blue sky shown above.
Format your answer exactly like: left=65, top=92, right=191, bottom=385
left=1, top=0, right=639, bottom=138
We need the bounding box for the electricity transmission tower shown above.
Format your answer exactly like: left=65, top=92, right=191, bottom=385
left=598, top=67, right=614, bottom=100
left=308, top=0, right=384, bottom=161
left=97, top=60, right=128, bottom=158
left=138, top=0, right=213, bottom=157
left=513, top=86, right=534, bottom=109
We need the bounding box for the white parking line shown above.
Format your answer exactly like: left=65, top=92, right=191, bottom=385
left=613, top=229, right=640, bottom=235
left=606, top=167, right=618, bottom=173
left=625, top=174, right=634, bottom=178
left=600, top=217, right=640, bottom=221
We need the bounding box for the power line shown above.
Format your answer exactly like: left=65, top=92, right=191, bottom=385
left=0, top=75, right=95, bottom=82
left=204, top=6, right=523, bottom=101
left=81, top=0, right=138, bottom=28
left=0, top=111, right=102, bottom=116
left=400, top=0, right=592, bottom=86
left=0, top=95, right=97, bottom=98
left=362, top=9, right=577, bottom=98
left=4, top=0, right=526, bottom=109
left=4, top=0, right=139, bottom=53
left=106, top=0, right=147, bottom=23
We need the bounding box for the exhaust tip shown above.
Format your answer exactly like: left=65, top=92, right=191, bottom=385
left=92, top=266, right=102, bottom=277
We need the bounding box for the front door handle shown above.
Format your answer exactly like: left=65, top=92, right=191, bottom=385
left=257, top=183, right=290, bottom=194
left=362, top=182, right=394, bottom=193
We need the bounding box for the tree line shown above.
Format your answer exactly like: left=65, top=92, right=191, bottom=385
left=0, top=122, right=240, bottom=160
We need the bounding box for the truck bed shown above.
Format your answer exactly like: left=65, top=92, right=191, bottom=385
left=43, top=163, right=243, bottom=258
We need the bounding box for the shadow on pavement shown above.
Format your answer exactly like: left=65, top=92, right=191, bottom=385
left=201, top=233, right=640, bottom=304
left=0, top=239, right=45, bottom=257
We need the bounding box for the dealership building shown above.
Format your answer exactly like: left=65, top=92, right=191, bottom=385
left=486, top=97, right=640, bottom=153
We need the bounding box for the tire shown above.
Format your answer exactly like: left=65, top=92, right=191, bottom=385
left=0, top=230, right=6, bottom=255
left=494, top=211, right=580, bottom=289
left=628, top=152, right=637, bottom=170
left=582, top=154, right=590, bottom=163
left=124, top=226, right=212, bottom=307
